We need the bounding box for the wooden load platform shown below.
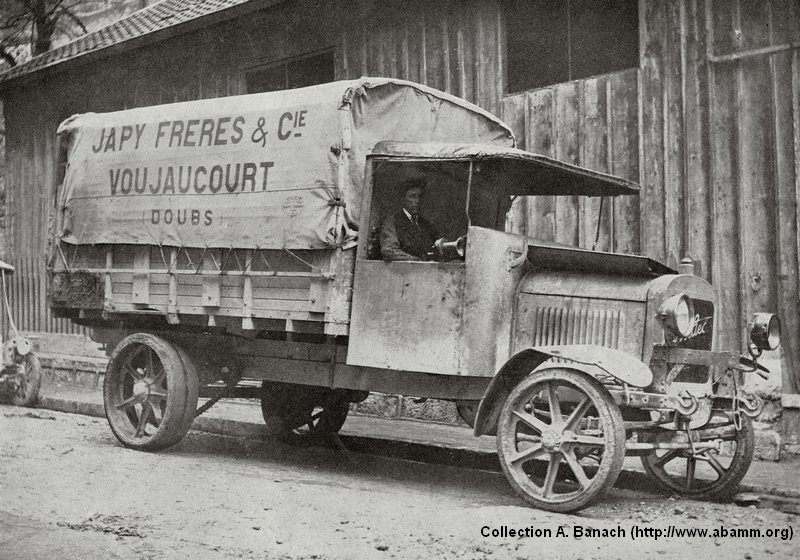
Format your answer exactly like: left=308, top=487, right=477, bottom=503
left=49, top=243, right=354, bottom=336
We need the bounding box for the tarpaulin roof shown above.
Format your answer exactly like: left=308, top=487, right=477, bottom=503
left=56, top=77, right=514, bottom=250
left=369, top=141, right=640, bottom=197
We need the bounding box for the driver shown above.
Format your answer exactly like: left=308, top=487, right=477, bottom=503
left=380, top=179, right=439, bottom=261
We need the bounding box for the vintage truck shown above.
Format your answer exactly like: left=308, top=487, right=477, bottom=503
left=49, top=77, right=779, bottom=512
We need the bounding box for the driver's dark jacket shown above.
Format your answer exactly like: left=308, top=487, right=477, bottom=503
left=380, top=210, right=438, bottom=261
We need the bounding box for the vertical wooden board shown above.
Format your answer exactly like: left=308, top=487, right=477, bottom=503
left=202, top=250, right=221, bottom=308
left=500, top=93, right=527, bottom=149
left=683, top=0, right=712, bottom=279
left=609, top=69, right=641, bottom=255
left=771, top=50, right=800, bottom=393
left=499, top=91, right=527, bottom=235
left=424, top=5, right=444, bottom=91
left=453, top=8, right=469, bottom=101
left=737, top=57, right=778, bottom=331
left=737, top=0, right=771, bottom=51
left=639, top=0, right=667, bottom=262
left=32, top=118, right=46, bottom=264
left=769, top=0, right=800, bottom=45
left=473, top=0, right=503, bottom=114
left=578, top=76, right=611, bottom=251
left=132, top=247, right=151, bottom=305
left=709, top=62, right=742, bottom=351
left=398, top=13, right=411, bottom=80
left=526, top=88, right=555, bottom=241
left=662, top=0, right=685, bottom=270
left=405, top=5, right=425, bottom=84
left=440, top=15, right=453, bottom=94
left=552, top=81, right=580, bottom=246
left=708, top=0, right=737, bottom=57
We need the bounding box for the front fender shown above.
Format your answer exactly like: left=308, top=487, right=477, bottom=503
left=473, top=344, right=652, bottom=437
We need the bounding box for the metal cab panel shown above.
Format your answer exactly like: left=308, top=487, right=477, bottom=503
left=346, top=261, right=466, bottom=375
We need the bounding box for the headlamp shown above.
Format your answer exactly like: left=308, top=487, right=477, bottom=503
left=658, top=293, right=694, bottom=338
left=750, top=313, right=780, bottom=351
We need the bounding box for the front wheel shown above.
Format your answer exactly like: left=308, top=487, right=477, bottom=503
left=103, top=334, right=198, bottom=451
left=496, top=368, right=626, bottom=513
left=640, top=415, right=754, bottom=501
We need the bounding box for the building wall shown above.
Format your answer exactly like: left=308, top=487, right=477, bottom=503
left=500, top=0, right=800, bottom=396
left=335, top=0, right=504, bottom=115
left=501, top=68, right=640, bottom=255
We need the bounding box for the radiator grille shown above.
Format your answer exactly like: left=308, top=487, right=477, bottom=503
left=530, top=307, right=625, bottom=349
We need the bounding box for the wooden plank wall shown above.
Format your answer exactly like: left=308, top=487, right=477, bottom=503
left=500, top=68, right=640, bottom=254
left=336, top=0, right=505, bottom=115
left=640, top=0, right=799, bottom=388
left=0, top=254, right=84, bottom=336
left=502, top=0, right=800, bottom=392
left=698, top=0, right=800, bottom=390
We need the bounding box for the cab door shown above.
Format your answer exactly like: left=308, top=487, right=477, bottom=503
left=346, top=159, right=466, bottom=375
left=347, top=259, right=465, bottom=375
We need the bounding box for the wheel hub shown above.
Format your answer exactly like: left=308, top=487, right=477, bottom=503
left=541, top=430, right=563, bottom=452
left=132, top=380, right=149, bottom=402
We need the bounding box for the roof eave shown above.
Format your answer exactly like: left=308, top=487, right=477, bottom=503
left=0, top=0, right=288, bottom=93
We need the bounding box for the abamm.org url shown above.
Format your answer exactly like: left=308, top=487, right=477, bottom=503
left=480, top=525, right=794, bottom=541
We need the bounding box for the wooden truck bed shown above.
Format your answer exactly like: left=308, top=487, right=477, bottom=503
left=49, top=243, right=354, bottom=336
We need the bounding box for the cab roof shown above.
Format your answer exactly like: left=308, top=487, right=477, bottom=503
left=369, top=141, right=639, bottom=197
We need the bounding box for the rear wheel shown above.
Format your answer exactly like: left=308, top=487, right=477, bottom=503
left=640, top=415, right=754, bottom=501
left=496, top=368, right=625, bottom=513
left=299, top=396, right=350, bottom=434
left=260, top=382, right=350, bottom=435
left=456, top=400, right=479, bottom=428
left=104, top=334, right=198, bottom=451
left=260, top=381, right=311, bottom=435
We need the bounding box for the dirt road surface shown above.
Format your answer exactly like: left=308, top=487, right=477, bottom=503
left=1, top=406, right=797, bottom=559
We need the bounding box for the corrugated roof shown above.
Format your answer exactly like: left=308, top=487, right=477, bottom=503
left=0, top=0, right=263, bottom=86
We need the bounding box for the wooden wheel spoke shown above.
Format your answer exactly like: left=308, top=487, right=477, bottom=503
left=703, top=452, right=728, bottom=477
left=134, top=404, right=152, bottom=438
left=147, top=400, right=163, bottom=427
left=512, top=409, right=548, bottom=434
left=570, top=434, right=605, bottom=447
left=115, top=394, right=138, bottom=410
left=509, top=444, right=544, bottom=465
left=546, top=383, right=563, bottom=426
left=541, top=454, right=561, bottom=498
left=653, top=449, right=680, bottom=468
left=564, top=397, right=592, bottom=431
left=126, top=346, right=147, bottom=373
left=145, top=348, right=156, bottom=379
left=684, top=457, right=696, bottom=491
left=151, top=368, right=166, bottom=387
left=563, top=449, right=591, bottom=489
left=123, top=363, right=143, bottom=381
left=149, top=389, right=168, bottom=400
